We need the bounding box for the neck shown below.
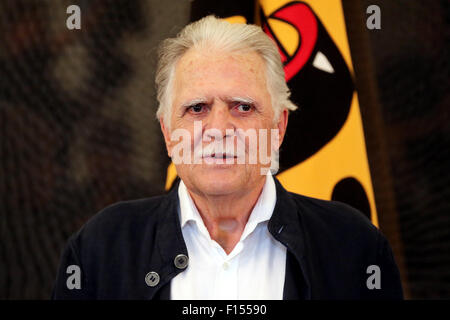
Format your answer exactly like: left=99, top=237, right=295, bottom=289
left=187, top=178, right=266, bottom=254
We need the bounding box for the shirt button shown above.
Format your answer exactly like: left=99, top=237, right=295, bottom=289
left=174, top=254, right=189, bottom=269
left=222, top=262, right=229, bottom=270
left=145, top=271, right=160, bottom=287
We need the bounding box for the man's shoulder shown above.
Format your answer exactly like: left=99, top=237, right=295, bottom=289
left=72, top=193, right=173, bottom=245
left=90, top=194, right=168, bottom=224
left=279, top=190, right=403, bottom=299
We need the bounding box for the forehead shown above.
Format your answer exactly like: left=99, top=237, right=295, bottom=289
left=173, top=48, right=269, bottom=99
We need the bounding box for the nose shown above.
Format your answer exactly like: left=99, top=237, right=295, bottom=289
left=204, top=101, right=235, bottom=139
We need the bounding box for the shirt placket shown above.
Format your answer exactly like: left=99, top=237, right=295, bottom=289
left=212, top=242, right=244, bottom=300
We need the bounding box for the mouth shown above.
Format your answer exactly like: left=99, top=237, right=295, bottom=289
left=201, top=153, right=238, bottom=165
left=203, top=153, right=237, bottom=159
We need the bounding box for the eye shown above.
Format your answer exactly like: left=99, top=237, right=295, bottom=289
left=236, top=103, right=253, bottom=112
left=187, top=104, right=207, bottom=114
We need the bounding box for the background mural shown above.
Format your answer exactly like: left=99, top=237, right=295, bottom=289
left=0, top=0, right=448, bottom=299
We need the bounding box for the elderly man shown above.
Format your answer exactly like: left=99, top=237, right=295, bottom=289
left=52, top=16, right=403, bottom=299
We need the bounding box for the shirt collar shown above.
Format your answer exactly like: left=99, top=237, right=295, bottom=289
left=177, top=180, right=203, bottom=229
left=177, top=172, right=277, bottom=239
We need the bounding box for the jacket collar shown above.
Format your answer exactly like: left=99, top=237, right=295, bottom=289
left=268, top=178, right=311, bottom=299
left=150, top=177, right=311, bottom=300
left=147, top=181, right=188, bottom=299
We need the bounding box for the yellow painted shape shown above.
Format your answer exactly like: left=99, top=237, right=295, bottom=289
left=303, top=0, right=354, bottom=74
left=165, top=162, right=177, bottom=191
left=267, top=18, right=299, bottom=56
left=260, top=0, right=378, bottom=225
left=224, top=15, right=247, bottom=24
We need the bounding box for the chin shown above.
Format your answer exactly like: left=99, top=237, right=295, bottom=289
left=193, top=166, right=245, bottom=195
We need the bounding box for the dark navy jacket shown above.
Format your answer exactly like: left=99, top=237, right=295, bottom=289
left=52, top=178, right=403, bottom=299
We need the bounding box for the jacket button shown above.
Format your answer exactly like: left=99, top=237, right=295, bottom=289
left=145, top=271, right=160, bottom=287
left=174, top=254, right=189, bottom=269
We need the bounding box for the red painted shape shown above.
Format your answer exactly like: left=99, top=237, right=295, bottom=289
left=264, top=2, right=318, bottom=81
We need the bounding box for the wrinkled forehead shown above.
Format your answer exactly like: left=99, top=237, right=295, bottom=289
left=173, top=48, right=269, bottom=96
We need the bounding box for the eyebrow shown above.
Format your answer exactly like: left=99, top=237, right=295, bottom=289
left=228, top=96, right=256, bottom=105
left=179, top=95, right=257, bottom=108
left=180, top=98, right=209, bottom=108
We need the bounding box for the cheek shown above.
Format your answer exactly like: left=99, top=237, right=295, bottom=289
left=170, top=113, right=183, bottom=130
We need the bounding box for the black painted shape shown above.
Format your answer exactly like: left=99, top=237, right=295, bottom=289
left=190, top=0, right=254, bottom=23
left=331, top=177, right=371, bottom=220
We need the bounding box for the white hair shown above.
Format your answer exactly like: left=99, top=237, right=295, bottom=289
left=155, top=15, right=298, bottom=129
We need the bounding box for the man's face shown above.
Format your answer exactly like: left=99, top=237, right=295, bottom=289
left=160, top=48, right=288, bottom=197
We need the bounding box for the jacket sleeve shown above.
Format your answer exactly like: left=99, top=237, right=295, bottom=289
left=51, top=235, right=93, bottom=300
left=362, top=231, right=404, bottom=299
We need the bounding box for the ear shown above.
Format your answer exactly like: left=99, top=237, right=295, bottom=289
left=276, top=109, right=289, bottom=149
left=159, top=118, right=172, bottom=157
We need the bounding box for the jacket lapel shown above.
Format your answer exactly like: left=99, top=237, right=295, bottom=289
left=268, top=178, right=312, bottom=300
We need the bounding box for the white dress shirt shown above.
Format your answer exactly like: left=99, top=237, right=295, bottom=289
left=170, top=173, right=287, bottom=300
